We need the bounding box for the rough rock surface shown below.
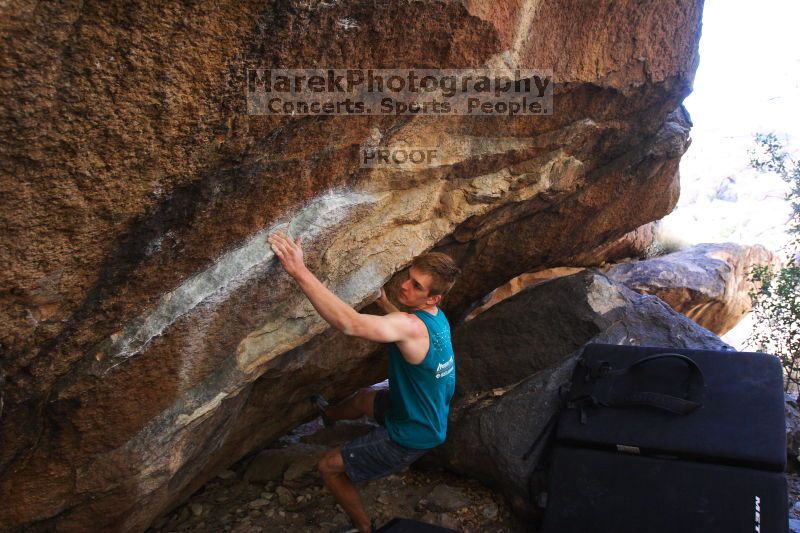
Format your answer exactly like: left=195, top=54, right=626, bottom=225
left=782, top=393, right=800, bottom=527
left=463, top=221, right=658, bottom=321
left=603, top=242, right=780, bottom=335
left=0, top=1, right=703, bottom=530
left=787, top=393, right=800, bottom=472
left=433, top=269, right=733, bottom=516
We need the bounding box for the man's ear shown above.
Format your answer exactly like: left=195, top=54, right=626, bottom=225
left=428, top=294, right=443, bottom=306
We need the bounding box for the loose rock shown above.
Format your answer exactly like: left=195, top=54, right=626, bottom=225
left=217, top=470, right=237, bottom=481
left=483, top=502, right=499, bottom=520
left=248, top=499, right=268, bottom=509
left=275, top=486, right=295, bottom=506
left=423, top=484, right=470, bottom=513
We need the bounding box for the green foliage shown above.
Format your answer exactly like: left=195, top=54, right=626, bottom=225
left=750, top=133, right=800, bottom=243
left=748, top=264, right=800, bottom=389
left=746, top=133, right=800, bottom=391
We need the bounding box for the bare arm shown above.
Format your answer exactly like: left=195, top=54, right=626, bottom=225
left=268, top=232, right=415, bottom=343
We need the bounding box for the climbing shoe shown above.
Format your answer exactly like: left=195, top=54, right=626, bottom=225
left=311, top=394, right=335, bottom=427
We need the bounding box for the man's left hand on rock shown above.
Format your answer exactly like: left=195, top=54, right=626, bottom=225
left=267, top=231, right=306, bottom=278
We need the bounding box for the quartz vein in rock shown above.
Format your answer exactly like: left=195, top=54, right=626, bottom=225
left=101, top=189, right=376, bottom=360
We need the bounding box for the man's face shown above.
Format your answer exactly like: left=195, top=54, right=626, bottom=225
left=397, top=266, right=441, bottom=309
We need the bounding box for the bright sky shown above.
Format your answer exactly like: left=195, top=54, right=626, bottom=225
left=663, top=0, right=800, bottom=253
left=684, top=0, right=800, bottom=138
left=670, top=0, right=800, bottom=348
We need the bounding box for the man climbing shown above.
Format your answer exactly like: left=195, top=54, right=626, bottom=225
left=267, top=232, right=460, bottom=533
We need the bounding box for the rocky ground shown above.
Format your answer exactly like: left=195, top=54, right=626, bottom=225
left=148, top=393, right=800, bottom=533
left=146, top=417, right=527, bottom=533
left=786, top=472, right=800, bottom=533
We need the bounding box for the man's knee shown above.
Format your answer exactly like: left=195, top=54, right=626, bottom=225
left=318, top=448, right=345, bottom=477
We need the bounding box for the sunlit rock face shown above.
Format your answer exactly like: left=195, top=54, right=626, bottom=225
left=0, top=1, right=702, bottom=530
left=604, top=242, right=780, bottom=335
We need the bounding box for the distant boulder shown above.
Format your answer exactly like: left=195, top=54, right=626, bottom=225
left=604, top=242, right=780, bottom=335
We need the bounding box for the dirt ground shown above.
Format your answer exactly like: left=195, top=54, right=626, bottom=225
left=147, top=418, right=529, bottom=533
left=149, top=411, right=798, bottom=533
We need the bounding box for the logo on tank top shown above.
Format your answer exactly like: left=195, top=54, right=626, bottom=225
left=435, top=355, right=454, bottom=379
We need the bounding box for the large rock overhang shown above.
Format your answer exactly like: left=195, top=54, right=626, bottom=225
left=0, top=1, right=703, bottom=530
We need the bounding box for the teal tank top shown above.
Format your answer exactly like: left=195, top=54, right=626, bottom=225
left=385, top=308, right=456, bottom=449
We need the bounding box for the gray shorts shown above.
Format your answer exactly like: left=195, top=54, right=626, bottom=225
left=341, top=390, right=428, bottom=483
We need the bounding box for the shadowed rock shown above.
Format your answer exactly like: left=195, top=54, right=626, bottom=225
left=785, top=394, right=800, bottom=472
left=432, top=269, right=732, bottom=516
left=462, top=222, right=658, bottom=321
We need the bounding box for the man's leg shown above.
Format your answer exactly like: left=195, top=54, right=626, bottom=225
left=324, top=388, right=376, bottom=422
left=318, top=448, right=372, bottom=533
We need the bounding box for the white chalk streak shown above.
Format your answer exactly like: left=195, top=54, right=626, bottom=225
left=105, top=189, right=375, bottom=360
